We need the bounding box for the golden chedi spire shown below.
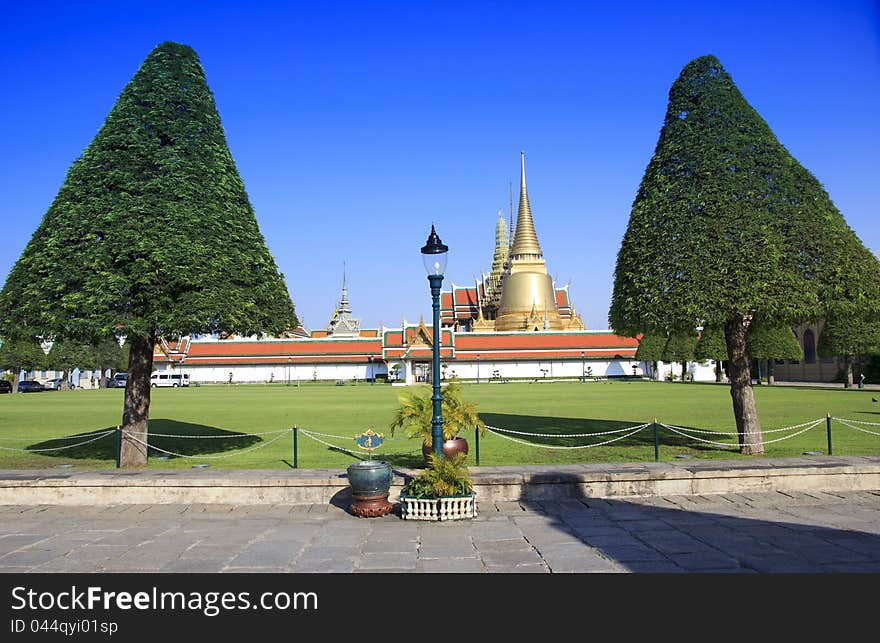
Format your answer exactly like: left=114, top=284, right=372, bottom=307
left=510, top=151, right=543, bottom=259
left=494, top=152, right=564, bottom=331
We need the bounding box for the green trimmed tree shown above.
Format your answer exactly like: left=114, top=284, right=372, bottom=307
left=609, top=55, right=880, bottom=454
left=47, top=341, right=95, bottom=390
left=0, top=337, right=47, bottom=393
left=818, top=315, right=880, bottom=388
left=747, top=323, right=803, bottom=385
left=695, top=326, right=727, bottom=382
left=0, top=42, right=297, bottom=465
left=661, top=332, right=697, bottom=382
left=91, top=338, right=127, bottom=388
left=635, top=334, right=665, bottom=380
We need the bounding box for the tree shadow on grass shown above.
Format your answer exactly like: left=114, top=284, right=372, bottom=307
left=27, top=419, right=262, bottom=461
left=480, top=413, right=733, bottom=453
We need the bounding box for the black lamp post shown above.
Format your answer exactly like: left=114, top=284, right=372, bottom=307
left=421, top=225, right=448, bottom=458
left=476, top=354, right=480, bottom=384
left=368, top=356, right=374, bottom=386
left=581, top=351, right=585, bottom=383
left=287, top=357, right=292, bottom=387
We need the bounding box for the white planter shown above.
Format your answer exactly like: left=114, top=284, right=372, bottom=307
left=399, top=493, right=477, bottom=521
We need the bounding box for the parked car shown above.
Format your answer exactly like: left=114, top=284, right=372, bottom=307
left=17, top=380, right=44, bottom=393
left=0, top=380, right=11, bottom=394
left=41, top=378, right=66, bottom=390
left=108, top=373, right=127, bottom=389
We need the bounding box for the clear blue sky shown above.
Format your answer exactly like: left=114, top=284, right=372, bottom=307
left=1, top=1, right=878, bottom=332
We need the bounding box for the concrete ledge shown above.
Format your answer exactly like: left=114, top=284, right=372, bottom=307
left=1, top=456, right=878, bottom=505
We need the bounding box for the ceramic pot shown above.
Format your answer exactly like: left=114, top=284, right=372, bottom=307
left=421, top=436, right=469, bottom=465
left=347, top=460, right=393, bottom=517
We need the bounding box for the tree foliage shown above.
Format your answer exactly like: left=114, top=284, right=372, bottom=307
left=661, top=333, right=697, bottom=362
left=0, top=337, right=47, bottom=374
left=47, top=340, right=96, bottom=372
left=609, top=55, right=880, bottom=336
left=747, top=324, right=803, bottom=361
left=694, top=326, right=727, bottom=361
left=635, top=334, right=666, bottom=361
left=817, top=314, right=880, bottom=360
left=0, top=41, right=297, bottom=343
left=92, top=338, right=127, bottom=374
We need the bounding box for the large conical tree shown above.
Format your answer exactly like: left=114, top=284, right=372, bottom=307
left=747, top=323, right=803, bottom=385
left=635, top=333, right=665, bottom=380
left=818, top=314, right=880, bottom=388
left=0, top=336, right=47, bottom=394
left=0, top=42, right=297, bottom=465
left=694, top=326, right=727, bottom=382
left=609, top=55, right=880, bottom=454
left=47, top=340, right=95, bottom=390
left=662, top=332, right=697, bottom=382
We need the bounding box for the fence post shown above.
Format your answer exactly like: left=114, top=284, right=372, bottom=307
left=826, top=413, right=833, bottom=456
left=653, top=418, right=659, bottom=462
left=475, top=426, right=480, bottom=466
left=115, top=425, right=121, bottom=469
left=293, top=425, right=298, bottom=469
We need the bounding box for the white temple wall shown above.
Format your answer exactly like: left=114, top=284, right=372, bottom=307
left=436, top=359, right=646, bottom=382
left=157, top=363, right=387, bottom=384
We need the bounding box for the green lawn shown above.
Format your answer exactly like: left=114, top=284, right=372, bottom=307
left=0, top=380, right=877, bottom=469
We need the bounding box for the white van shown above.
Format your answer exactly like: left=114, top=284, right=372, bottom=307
left=150, top=372, right=190, bottom=388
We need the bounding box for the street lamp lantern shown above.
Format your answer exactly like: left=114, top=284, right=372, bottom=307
left=421, top=225, right=448, bottom=458
left=421, top=225, right=448, bottom=276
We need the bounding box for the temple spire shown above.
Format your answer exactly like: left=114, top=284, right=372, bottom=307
left=325, top=262, right=359, bottom=336
left=509, top=180, right=514, bottom=248
left=510, top=151, right=543, bottom=259
left=492, top=210, right=509, bottom=274
left=339, top=263, right=351, bottom=313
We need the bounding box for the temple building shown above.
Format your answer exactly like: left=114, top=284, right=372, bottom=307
left=441, top=152, right=585, bottom=332
left=152, top=153, right=669, bottom=385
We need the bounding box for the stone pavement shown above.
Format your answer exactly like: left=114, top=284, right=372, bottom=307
left=1, top=489, right=879, bottom=573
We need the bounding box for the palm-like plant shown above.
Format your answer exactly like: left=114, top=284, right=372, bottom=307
left=402, top=453, right=474, bottom=498
left=389, top=378, right=486, bottom=445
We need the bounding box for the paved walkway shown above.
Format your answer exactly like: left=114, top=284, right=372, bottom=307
left=2, top=489, right=879, bottom=573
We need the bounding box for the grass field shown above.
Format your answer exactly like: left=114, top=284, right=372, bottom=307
left=0, top=380, right=878, bottom=470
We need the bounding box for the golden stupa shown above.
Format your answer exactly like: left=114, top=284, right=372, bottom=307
left=494, top=152, right=565, bottom=331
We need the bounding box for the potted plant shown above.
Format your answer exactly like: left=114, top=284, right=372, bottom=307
left=347, top=429, right=393, bottom=517
left=399, top=453, right=476, bottom=520
left=388, top=377, right=486, bottom=464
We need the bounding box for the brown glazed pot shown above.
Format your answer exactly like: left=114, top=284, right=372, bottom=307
left=422, top=436, right=469, bottom=464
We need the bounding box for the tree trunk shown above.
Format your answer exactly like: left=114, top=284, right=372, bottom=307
left=60, top=368, right=70, bottom=390
left=715, top=360, right=723, bottom=383
left=652, top=361, right=659, bottom=381
left=120, top=334, right=154, bottom=467
left=724, top=317, right=764, bottom=455
left=767, top=359, right=775, bottom=386
left=100, top=369, right=108, bottom=389
left=12, top=368, right=22, bottom=394
left=843, top=356, right=853, bottom=389
left=681, top=361, right=688, bottom=382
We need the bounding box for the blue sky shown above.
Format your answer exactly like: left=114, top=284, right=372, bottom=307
left=1, top=1, right=878, bottom=331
